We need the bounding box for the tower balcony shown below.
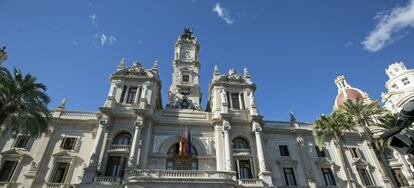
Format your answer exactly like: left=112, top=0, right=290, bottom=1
left=108, top=144, right=131, bottom=153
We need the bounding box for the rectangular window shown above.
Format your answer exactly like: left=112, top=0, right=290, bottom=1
left=283, top=168, right=297, bottom=186
left=279, top=145, right=289, bottom=156
left=0, top=160, right=18, bottom=182
left=50, top=162, right=69, bottom=183
left=357, top=168, right=373, bottom=186
left=402, top=78, right=410, bottom=85
left=126, top=87, right=137, bottom=104
left=231, top=93, right=240, bottom=110
left=14, top=135, right=30, bottom=148
left=322, top=168, right=336, bottom=186
left=60, top=137, right=77, bottom=150
left=236, top=159, right=253, bottom=179
left=240, top=93, right=245, bottom=110
left=120, top=85, right=127, bottom=103
left=391, top=168, right=409, bottom=187
left=350, top=147, right=360, bottom=158
left=105, top=156, right=127, bottom=177
left=182, top=74, right=190, bottom=82
left=226, top=91, right=231, bottom=108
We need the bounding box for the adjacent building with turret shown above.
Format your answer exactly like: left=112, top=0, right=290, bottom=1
left=0, top=29, right=413, bottom=188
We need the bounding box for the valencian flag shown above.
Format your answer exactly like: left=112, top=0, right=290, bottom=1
left=179, top=127, right=192, bottom=157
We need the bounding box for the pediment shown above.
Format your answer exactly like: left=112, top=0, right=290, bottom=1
left=276, top=156, right=298, bottom=166
left=314, top=157, right=334, bottom=167
left=352, top=158, right=370, bottom=168
left=1, top=148, right=30, bottom=159
left=52, top=150, right=78, bottom=160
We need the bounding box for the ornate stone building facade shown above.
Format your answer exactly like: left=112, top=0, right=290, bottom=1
left=0, top=30, right=414, bottom=188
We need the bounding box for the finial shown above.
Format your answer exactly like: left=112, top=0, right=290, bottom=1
left=58, top=98, right=66, bottom=110
left=152, top=60, right=159, bottom=72
left=243, top=68, right=250, bottom=78
left=290, top=112, right=296, bottom=123
left=180, top=28, right=195, bottom=40
left=229, top=68, right=236, bottom=75
left=117, top=57, right=126, bottom=71
left=214, top=65, right=220, bottom=75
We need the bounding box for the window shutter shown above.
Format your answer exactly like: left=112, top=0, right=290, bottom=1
left=60, top=137, right=66, bottom=148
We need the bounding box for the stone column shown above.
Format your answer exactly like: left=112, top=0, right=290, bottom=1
left=82, top=115, right=108, bottom=183
left=223, top=120, right=233, bottom=171
left=89, top=117, right=107, bottom=167
left=296, top=136, right=316, bottom=188
left=128, top=121, right=143, bottom=167
left=252, top=121, right=267, bottom=173
left=214, top=124, right=224, bottom=171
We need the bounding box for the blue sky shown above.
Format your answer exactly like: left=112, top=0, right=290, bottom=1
left=1, top=0, right=414, bottom=122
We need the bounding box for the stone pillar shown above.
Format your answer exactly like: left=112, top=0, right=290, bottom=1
left=252, top=120, right=273, bottom=186
left=90, top=117, right=107, bottom=167
left=252, top=121, right=267, bottom=172
left=128, top=120, right=143, bottom=167
left=223, top=120, right=233, bottom=171
left=214, top=124, right=224, bottom=171
left=82, top=115, right=108, bottom=183
left=296, top=136, right=316, bottom=188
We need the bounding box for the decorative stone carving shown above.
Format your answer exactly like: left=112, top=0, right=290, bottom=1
left=276, top=156, right=298, bottom=167
left=153, top=135, right=169, bottom=153
left=249, top=92, right=256, bottom=107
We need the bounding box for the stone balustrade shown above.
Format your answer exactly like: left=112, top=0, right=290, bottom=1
left=238, top=179, right=263, bottom=186
left=233, top=148, right=251, bottom=155
left=128, top=169, right=237, bottom=181
left=44, top=183, right=71, bottom=188
left=108, top=144, right=131, bottom=152
left=94, top=176, right=121, bottom=184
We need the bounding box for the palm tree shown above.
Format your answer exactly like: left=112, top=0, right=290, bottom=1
left=313, top=110, right=355, bottom=188
left=0, top=68, right=51, bottom=137
left=339, top=98, right=397, bottom=187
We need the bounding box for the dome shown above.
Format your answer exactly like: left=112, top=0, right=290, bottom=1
left=335, top=88, right=364, bottom=107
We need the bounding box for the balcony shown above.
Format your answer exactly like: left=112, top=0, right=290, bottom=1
left=44, top=183, right=72, bottom=188
left=0, top=182, right=20, bottom=188
left=233, top=149, right=251, bottom=155
left=93, top=176, right=122, bottom=185
left=238, top=179, right=263, bottom=187
left=108, top=144, right=131, bottom=153
left=127, top=170, right=237, bottom=183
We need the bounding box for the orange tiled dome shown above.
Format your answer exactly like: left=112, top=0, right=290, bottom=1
left=335, top=88, right=364, bottom=107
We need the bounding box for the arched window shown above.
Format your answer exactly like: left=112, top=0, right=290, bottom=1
left=166, top=143, right=198, bottom=170
left=113, top=132, right=131, bottom=145
left=233, top=137, right=250, bottom=149
left=232, top=137, right=253, bottom=180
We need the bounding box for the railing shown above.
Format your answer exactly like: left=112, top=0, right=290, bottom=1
left=0, top=182, right=20, bottom=188
left=59, top=111, right=97, bottom=119
left=233, top=149, right=251, bottom=155
left=128, top=170, right=237, bottom=181
left=108, top=144, right=131, bottom=152
left=94, top=176, right=121, bottom=184
left=44, top=183, right=71, bottom=188
left=238, top=179, right=263, bottom=186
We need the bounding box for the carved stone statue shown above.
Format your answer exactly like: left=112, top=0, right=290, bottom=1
left=180, top=28, right=195, bottom=40
left=221, top=89, right=227, bottom=104
left=249, top=92, right=256, bottom=106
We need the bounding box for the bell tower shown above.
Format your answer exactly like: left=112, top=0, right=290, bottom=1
left=166, top=28, right=202, bottom=110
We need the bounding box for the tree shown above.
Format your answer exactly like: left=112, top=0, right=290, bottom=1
left=313, top=110, right=355, bottom=188
left=0, top=68, right=51, bottom=137
left=339, top=98, right=397, bottom=187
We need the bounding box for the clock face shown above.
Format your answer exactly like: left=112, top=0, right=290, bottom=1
left=180, top=50, right=193, bottom=60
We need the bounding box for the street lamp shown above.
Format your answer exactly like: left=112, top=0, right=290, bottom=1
left=0, top=46, right=8, bottom=65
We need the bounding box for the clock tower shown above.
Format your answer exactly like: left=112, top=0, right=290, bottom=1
left=166, top=28, right=202, bottom=110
